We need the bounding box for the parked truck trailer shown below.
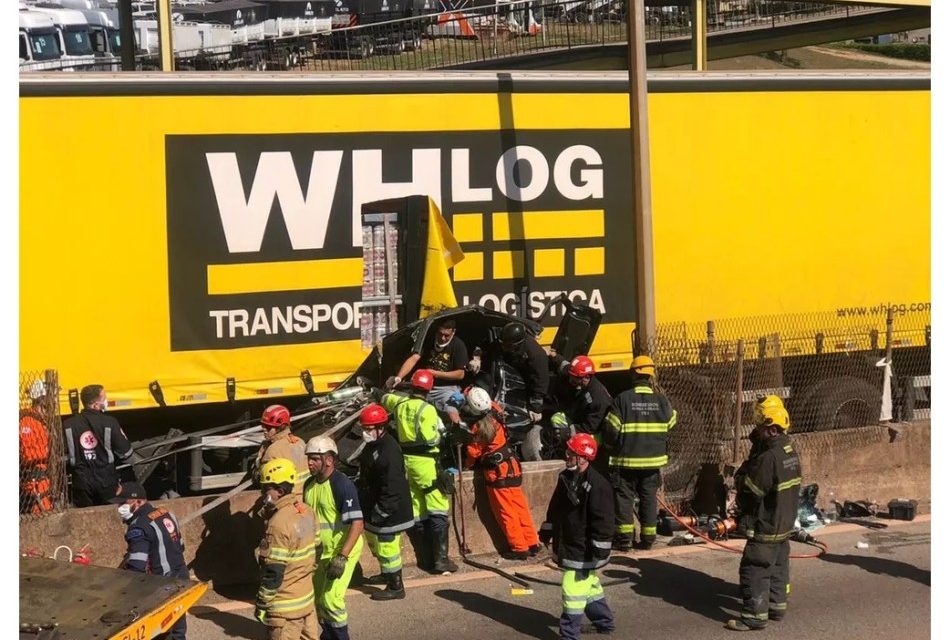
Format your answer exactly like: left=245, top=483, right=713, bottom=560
left=19, top=71, right=930, bottom=438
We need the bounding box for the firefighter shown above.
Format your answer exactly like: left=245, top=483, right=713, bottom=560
left=379, top=369, right=458, bottom=574
left=257, top=405, right=309, bottom=497
left=303, top=436, right=363, bottom=640
left=255, top=458, right=319, bottom=640
left=472, top=322, right=549, bottom=424
left=62, top=384, right=134, bottom=507
left=603, top=356, right=677, bottom=551
left=458, top=386, right=540, bottom=560
left=549, top=354, right=613, bottom=465
left=111, top=481, right=189, bottom=639
left=391, top=318, right=469, bottom=415
left=538, top=434, right=615, bottom=640
left=19, top=380, right=53, bottom=515
left=356, top=404, right=415, bottom=601
left=726, top=395, right=802, bottom=632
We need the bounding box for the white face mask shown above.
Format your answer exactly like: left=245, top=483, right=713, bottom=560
left=362, top=429, right=379, bottom=444
left=117, top=503, right=133, bottom=521
left=435, top=334, right=452, bottom=349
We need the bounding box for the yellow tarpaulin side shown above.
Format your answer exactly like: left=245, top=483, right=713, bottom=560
left=419, top=198, right=465, bottom=318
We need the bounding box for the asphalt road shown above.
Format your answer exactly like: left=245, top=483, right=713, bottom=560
left=188, top=519, right=931, bottom=640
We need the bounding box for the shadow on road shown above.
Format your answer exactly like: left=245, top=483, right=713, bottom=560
left=609, top=556, right=739, bottom=622
left=190, top=606, right=260, bottom=640
left=435, top=588, right=560, bottom=640
left=820, top=553, right=930, bottom=586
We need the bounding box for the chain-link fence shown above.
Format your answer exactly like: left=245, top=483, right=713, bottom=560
left=18, top=0, right=888, bottom=73
left=18, top=370, right=68, bottom=521
left=646, top=305, right=931, bottom=502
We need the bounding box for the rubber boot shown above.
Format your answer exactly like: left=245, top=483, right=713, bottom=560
left=370, top=570, right=406, bottom=601
left=361, top=573, right=388, bottom=586
left=408, top=521, right=433, bottom=572
left=431, top=524, right=458, bottom=574
left=612, top=535, right=633, bottom=552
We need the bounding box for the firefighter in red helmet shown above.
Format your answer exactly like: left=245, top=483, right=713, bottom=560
left=257, top=405, right=308, bottom=497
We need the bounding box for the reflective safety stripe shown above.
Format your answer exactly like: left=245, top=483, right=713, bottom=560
left=758, top=529, right=791, bottom=542
left=634, top=386, right=653, bottom=394
left=605, top=413, right=622, bottom=430
left=744, top=477, right=766, bottom=497
left=269, top=543, right=317, bottom=562
left=592, top=539, right=612, bottom=550
left=104, top=427, right=114, bottom=464
left=270, top=590, right=315, bottom=613
left=615, top=523, right=635, bottom=534
left=148, top=521, right=171, bottom=576
left=365, top=518, right=414, bottom=535
left=777, top=477, right=802, bottom=492
left=772, top=602, right=788, bottom=610
left=641, top=526, right=657, bottom=536
left=64, top=428, right=76, bottom=466
left=128, top=552, right=149, bottom=562
left=617, top=422, right=670, bottom=433
left=341, top=510, right=363, bottom=521
left=742, top=612, right=769, bottom=621
left=562, top=569, right=605, bottom=616
left=608, top=455, right=668, bottom=468
left=319, top=605, right=348, bottom=624
left=561, top=558, right=608, bottom=570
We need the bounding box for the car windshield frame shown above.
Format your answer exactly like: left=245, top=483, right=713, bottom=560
left=28, top=30, right=62, bottom=61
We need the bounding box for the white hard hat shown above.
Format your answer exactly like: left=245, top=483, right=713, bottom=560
left=465, top=387, right=492, bottom=415
left=305, top=435, right=338, bottom=456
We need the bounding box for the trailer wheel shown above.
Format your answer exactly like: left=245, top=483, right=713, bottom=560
left=405, top=33, right=423, bottom=51
left=797, top=376, right=882, bottom=432
left=358, top=37, right=374, bottom=58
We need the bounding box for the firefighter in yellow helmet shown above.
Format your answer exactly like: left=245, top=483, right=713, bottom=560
left=727, top=395, right=802, bottom=631
left=602, top=355, right=677, bottom=551
left=255, top=458, right=320, bottom=640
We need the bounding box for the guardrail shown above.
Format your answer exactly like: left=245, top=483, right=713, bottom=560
left=18, top=0, right=888, bottom=73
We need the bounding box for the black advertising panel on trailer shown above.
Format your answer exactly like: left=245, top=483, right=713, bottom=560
left=172, top=0, right=268, bottom=27
left=257, top=0, right=335, bottom=19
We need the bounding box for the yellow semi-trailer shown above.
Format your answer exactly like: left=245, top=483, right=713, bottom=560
left=19, top=71, right=929, bottom=425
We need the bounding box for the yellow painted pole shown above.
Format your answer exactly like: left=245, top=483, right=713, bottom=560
left=691, top=0, right=707, bottom=70
left=157, top=0, right=174, bottom=71
left=626, top=0, right=656, bottom=352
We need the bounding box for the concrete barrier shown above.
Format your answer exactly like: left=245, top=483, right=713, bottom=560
left=20, top=421, right=929, bottom=588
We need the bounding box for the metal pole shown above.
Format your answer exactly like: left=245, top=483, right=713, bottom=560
left=626, top=0, right=656, bottom=349
left=885, top=306, right=895, bottom=364
left=157, top=0, right=175, bottom=71
left=734, top=340, right=744, bottom=465
left=494, top=0, right=499, bottom=56
left=691, top=0, right=706, bottom=70
left=118, top=0, right=136, bottom=71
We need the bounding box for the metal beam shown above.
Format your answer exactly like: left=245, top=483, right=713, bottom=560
left=691, top=0, right=707, bottom=70
left=157, top=0, right=175, bottom=71
left=626, top=0, right=656, bottom=352
left=117, top=0, right=135, bottom=71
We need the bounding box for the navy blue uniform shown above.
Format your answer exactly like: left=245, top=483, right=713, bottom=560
left=123, top=503, right=189, bottom=639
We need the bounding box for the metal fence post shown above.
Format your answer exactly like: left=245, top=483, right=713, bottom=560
left=43, top=369, right=67, bottom=510
left=734, top=340, right=744, bottom=465
left=885, top=306, right=895, bottom=364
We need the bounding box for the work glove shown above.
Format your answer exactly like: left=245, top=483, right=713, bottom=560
left=448, top=390, right=465, bottom=408
left=254, top=606, right=268, bottom=624
left=529, top=411, right=543, bottom=424
left=326, top=554, right=348, bottom=581
left=385, top=376, right=401, bottom=390
left=468, top=356, right=482, bottom=374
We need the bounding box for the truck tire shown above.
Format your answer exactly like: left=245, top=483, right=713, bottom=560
left=405, top=33, right=423, bottom=51
left=798, top=376, right=882, bottom=432
left=359, top=37, right=374, bottom=58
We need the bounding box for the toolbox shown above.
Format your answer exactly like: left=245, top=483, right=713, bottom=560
left=887, top=499, right=919, bottom=521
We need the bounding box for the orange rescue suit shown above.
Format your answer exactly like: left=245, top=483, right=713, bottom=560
left=463, top=403, right=539, bottom=554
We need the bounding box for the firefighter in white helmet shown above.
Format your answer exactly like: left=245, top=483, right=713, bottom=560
left=303, top=436, right=364, bottom=640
